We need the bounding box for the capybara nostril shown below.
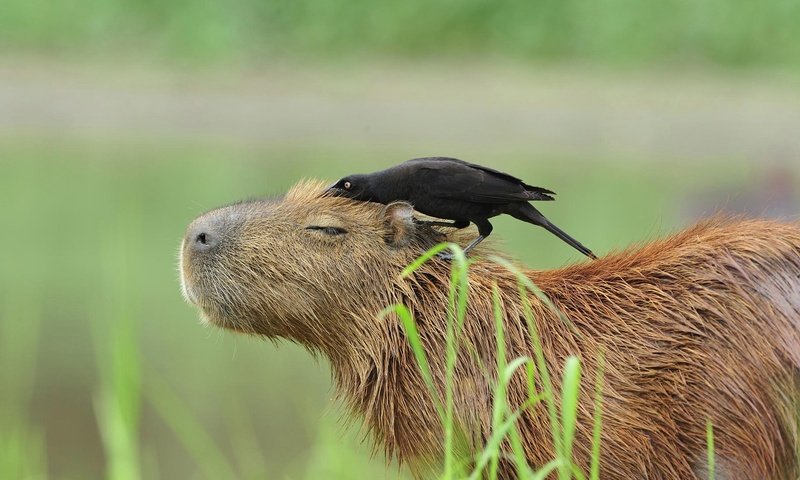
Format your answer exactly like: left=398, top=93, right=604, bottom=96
left=186, top=220, right=220, bottom=253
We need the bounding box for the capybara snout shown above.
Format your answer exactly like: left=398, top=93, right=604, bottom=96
left=180, top=181, right=447, bottom=337
left=183, top=205, right=247, bottom=254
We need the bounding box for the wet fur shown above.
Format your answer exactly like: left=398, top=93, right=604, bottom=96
left=181, top=179, right=800, bottom=479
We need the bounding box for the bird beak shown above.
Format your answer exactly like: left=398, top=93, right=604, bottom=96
left=324, top=183, right=344, bottom=197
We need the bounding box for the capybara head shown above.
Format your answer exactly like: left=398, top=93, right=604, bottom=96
left=180, top=179, right=452, bottom=340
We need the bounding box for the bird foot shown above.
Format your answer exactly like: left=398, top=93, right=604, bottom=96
left=437, top=251, right=455, bottom=261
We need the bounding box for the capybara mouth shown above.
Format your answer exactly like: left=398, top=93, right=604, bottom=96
left=180, top=271, right=228, bottom=321
left=182, top=281, right=239, bottom=328
left=178, top=239, right=199, bottom=305
left=179, top=243, right=221, bottom=313
left=179, top=265, right=242, bottom=330
left=179, top=274, right=199, bottom=306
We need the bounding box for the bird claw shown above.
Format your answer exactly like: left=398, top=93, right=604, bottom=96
left=437, top=251, right=455, bottom=261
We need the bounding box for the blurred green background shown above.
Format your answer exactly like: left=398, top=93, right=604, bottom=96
left=1, top=1, right=799, bottom=479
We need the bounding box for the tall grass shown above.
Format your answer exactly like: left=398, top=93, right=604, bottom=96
left=93, top=212, right=142, bottom=480
left=706, top=419, right=716, bottom=480
left=391, top=243, right=604, bottom=479
left=1, top=0, right=799, bottom=67
left=393, top=243, right=731, bottom=479
left=0, top=282, right=47, bottom=480
left=145, top=376, right=238, bottom=480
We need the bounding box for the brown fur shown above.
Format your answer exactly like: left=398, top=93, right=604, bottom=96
left=181, top=179, right=800, bottom=479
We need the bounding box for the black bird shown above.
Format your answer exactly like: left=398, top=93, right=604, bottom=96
left=327, top=157, right=597, bottom=259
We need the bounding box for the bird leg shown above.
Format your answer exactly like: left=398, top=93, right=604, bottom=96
left=438, top=219, right=493, bottom=260
left=439, top=218, right=492, bottom=260
left=437, top=235, right=486, bottom=260
left=462, top=235, right=486, bottom=255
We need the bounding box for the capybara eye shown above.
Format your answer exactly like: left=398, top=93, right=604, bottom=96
left=344, top=181, right=352, bottom=189
left=306, top=226, right=348, bottom=236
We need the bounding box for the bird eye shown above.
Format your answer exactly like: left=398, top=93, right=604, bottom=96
left=305, top=226, right=348, bottom=236
left=344, top=181, right=352, bottom=189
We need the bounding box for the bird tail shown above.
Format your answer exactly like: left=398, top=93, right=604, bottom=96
left=514, top=204, right=597, bottom=259
left=524, top=185, right=556, bottom=201
left=543, top=219, right=598, bottom=259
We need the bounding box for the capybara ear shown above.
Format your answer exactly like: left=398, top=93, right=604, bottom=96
left=382, top=202, right=415, bottom=248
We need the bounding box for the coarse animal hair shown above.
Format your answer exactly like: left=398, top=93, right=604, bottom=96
left=180, top=179, right=800, bottom=479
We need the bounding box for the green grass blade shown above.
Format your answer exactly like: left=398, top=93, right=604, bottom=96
left=0, top=286, right=43, bottom=428
left=506, top=418, right=533, bottom=479
left=450, top=248, right=470, bottom=329
left=526, top=361, right=538, bottom=403
left=401, top=242, right=452, bottom=277
left=502, top=357, right=533, bottom=385
left=93, top=211, right=142, bottom=480
left=492, top=255, right=593, bottom=477
left=381, top=304, right=443, bottom=420
left=0, top=425, right=48, bottom=480
left=531, top=459, right=563, bottom=480
left=0, top=282, right=47, bottom=480
left=402, top=240, right=598, bottom=480
left=489, top=256, right=578, bottom=334
left=706, top=418, right=715, bottom=480
left=560, top=356, right=581, bottom=480
left=470, top=355, right=537, bottom=480
left=400, top=242, right=473, bottom=477
left=444, top=243, right=469, bottom=478
left=469, top=409, right=525, bottom=479
left=487, top=285, right=507, bottom=480
left=226, top=401, right=270, bottom=480
left=470, top=394, right=541, bottom=480
left=95, top=388, right=141, bottom=480
left=487, top=284, right=536, bottom=479
left=517, top=282, right=562, bottom=460
left=589, top=352, right=605, bottom=480
left=95, top=316, right=142, bottom=480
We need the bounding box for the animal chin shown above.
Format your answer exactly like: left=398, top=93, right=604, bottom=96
left=181, top=283, right=198, bottom=305
left=180, top=269, right=215, bottom=314
left=197, top=304, right=224, bottom=327
left=199, top=304, right=256, bottom=334
left=179, top=261, right=242, bottom=328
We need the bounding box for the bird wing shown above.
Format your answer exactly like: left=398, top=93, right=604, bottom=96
left=410, top=157, right=555, bottom=197
left=408, top=158, right=555, bottom=204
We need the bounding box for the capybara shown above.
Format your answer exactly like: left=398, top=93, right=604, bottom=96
left=180, top=179, right=800, bottom=479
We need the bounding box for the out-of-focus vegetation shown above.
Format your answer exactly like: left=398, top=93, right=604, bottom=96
left=1, top=0, right=798, bottom=477
left=2, top=0, right=800, bottom=67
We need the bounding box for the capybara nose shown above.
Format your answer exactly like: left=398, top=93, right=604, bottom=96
left=186, top=219, right=221, bottom=253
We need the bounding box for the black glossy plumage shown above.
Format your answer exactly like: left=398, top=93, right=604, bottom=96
left=327, top=157, right=596, bottom=259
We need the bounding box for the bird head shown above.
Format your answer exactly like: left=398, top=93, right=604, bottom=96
left=326, top=174, right=375, bottom=202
